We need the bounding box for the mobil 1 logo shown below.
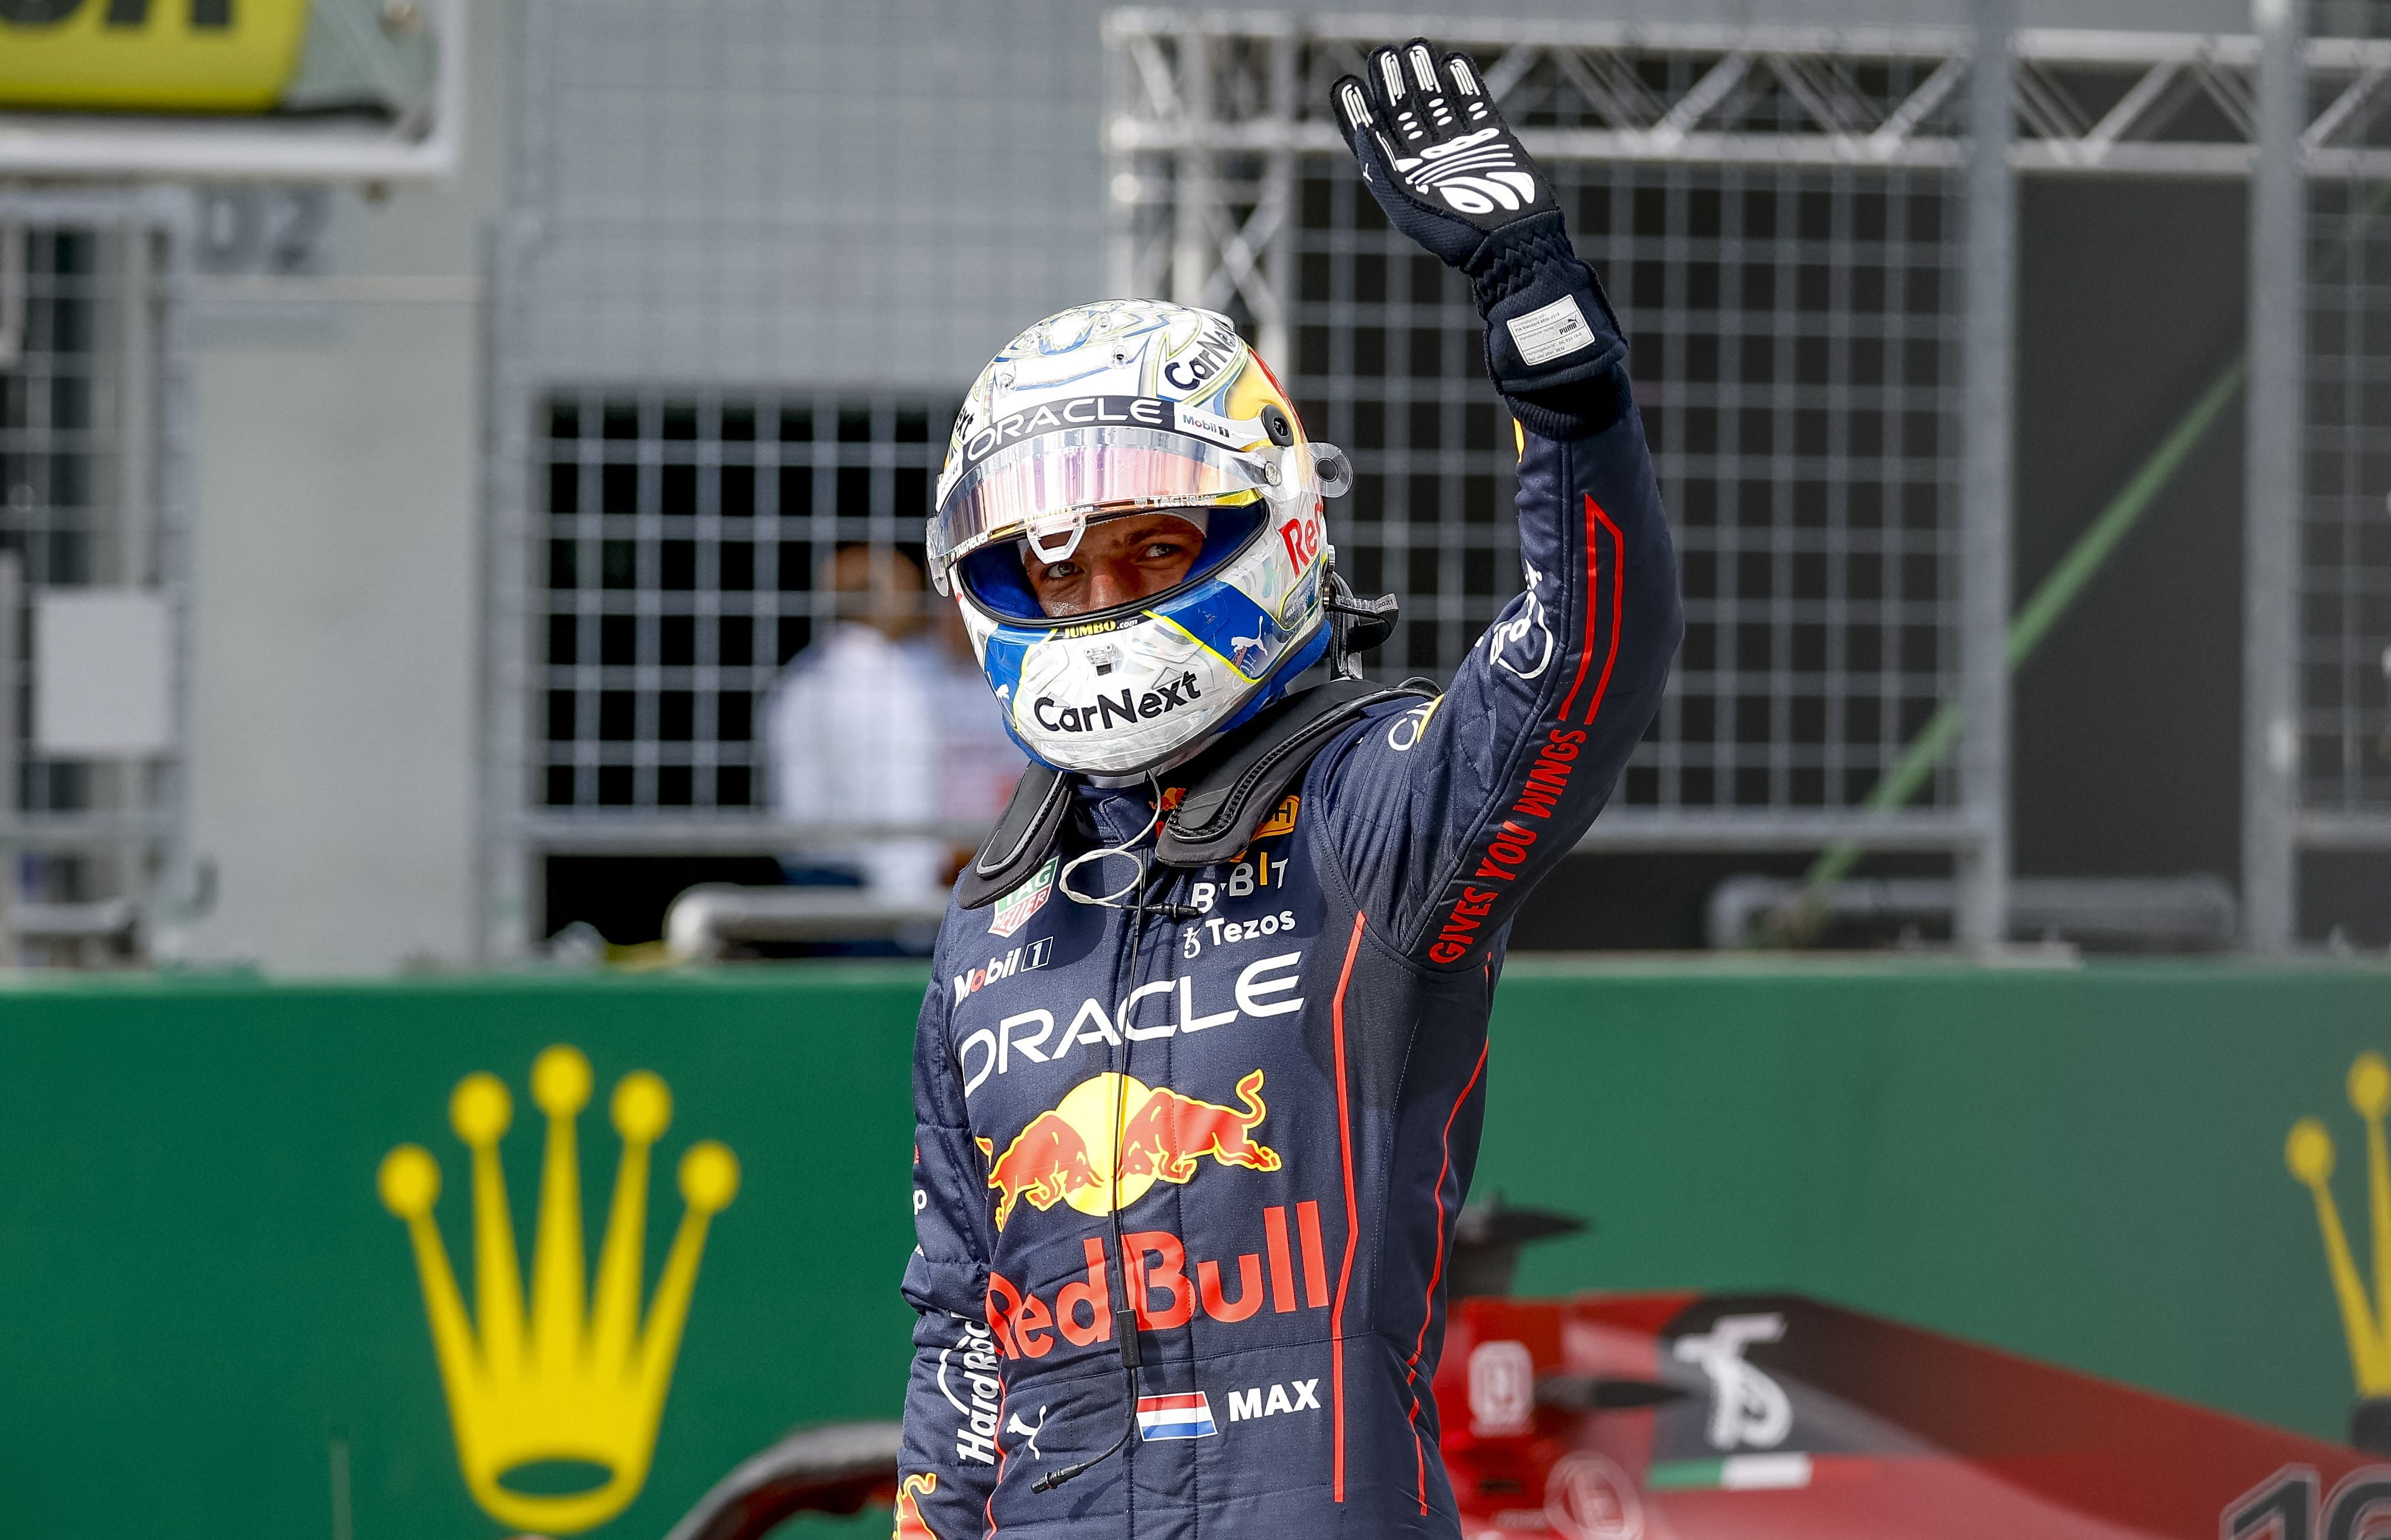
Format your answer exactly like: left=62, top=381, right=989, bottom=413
left=954, top=937, right=1055, bottom=1002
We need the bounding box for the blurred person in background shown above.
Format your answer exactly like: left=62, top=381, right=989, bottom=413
left=761, top=545, right=1021, bottom=906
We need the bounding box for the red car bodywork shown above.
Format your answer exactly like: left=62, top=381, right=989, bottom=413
left=1433, top=1291, right=2373, bottom=1540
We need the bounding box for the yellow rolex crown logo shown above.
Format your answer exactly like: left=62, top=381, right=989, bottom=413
left=2287, top=1049, right=2391, bottom=1396
left=378, top=1045, right=739, bottom=1534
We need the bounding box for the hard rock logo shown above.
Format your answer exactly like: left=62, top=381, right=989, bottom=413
left=378, top=1045, right=739, bottom=1534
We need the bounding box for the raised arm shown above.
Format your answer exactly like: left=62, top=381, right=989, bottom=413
left=895, top=981, right=1001, bottom=1537
left=1318, top=39, right=1683, bottom=966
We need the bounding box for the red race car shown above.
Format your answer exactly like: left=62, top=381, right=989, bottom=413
left=1439, top=1286, right=2369, bottom=1540
left=671, top=1204, right=2378, bottom=1540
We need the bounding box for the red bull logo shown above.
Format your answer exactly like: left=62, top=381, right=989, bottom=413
left=975, top=1071, right=1281, bottom=1231
left=977, top=1109, right=1102, bottom=1231
left=985, top=1201, right=1334, bottom=1359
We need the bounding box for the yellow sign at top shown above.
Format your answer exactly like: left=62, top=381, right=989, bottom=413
left=0, top=0, right=308, bottom=113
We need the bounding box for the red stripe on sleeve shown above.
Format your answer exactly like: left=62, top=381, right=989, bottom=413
left=1406, top=1036, right=1489, bottom=1515
left=1410, top=1395, right=1430, bottom=1515
left=1581, top=499, right=1627, bottom=726
left=1554, top=492, right=1605, bottom=722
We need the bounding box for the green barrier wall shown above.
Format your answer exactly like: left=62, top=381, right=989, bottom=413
left=1, top=960, right=2386, bottom=1540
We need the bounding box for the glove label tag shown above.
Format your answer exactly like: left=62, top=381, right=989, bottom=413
left=1506, top=294, right=1597, bottom=366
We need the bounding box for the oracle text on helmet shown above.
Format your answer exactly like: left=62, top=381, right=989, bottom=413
left=957, top=395, right=1174, bottom=472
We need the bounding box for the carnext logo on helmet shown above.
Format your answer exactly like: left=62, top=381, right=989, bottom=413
left=1033, top=672, right=1203, bottom=734
left=957, top=396, right=1175, bottom=471
left=1161, top=324, right=1239, bottom=392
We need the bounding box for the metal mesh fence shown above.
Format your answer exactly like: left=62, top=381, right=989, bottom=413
left=4, top=229, right=142, bottom=591
left=485, top=0, right=1128, bottom=952
left=2303, top=178, right=2391, bottom=815
left=0, top=219, right=171, bottom=915
left=536, top=391, right=956, bottom=812
left=1290, top=156, right=1963, bottom=813
left=6, top=229, right=105, bottom=851
left=2303, top=1, right=2391, bottom=819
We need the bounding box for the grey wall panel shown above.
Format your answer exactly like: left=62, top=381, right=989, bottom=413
left=519, top=0, right=1112, bottom=389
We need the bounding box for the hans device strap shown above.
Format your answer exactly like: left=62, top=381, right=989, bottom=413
left=1156, top=679, right=1428, bottom=867
left=957, top=679, right=1432, bottom=907
left=955, top=763, right=1074, bottom=910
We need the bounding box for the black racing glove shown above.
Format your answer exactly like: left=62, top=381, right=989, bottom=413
left=1334, top=39, right=1626, bottom=414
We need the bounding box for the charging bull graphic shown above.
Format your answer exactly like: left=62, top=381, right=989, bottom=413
left=977, top=1071, right=1280, bottom=1231
left=893, top=1472, right=941, bottom=1539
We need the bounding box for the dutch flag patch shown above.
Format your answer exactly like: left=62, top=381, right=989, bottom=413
left=1134, top=1392, right=1218, bottom=1441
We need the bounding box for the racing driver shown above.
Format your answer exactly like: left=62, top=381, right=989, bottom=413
left=897, top=39, right=1681, bottom=1539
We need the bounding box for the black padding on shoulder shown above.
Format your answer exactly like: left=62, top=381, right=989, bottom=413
left=957, top=762, right=1075, bottom=909
left=1157, top=679, right=1431, bottom=868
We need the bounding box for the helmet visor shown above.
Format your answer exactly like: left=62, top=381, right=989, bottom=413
left=931, top=425, right=1316, bottom=578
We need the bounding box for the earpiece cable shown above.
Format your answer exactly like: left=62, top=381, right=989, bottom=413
left=1035, top=771, right=1177, bottom=1502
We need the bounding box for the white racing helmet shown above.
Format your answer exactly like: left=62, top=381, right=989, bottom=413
left=929, top=301, right=1351, bottom=776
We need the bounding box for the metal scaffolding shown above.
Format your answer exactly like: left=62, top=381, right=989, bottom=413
left=2245, top=0, right=2304, bottom=951
left=1103, top=8, right=2391, bottom=947
left=473, top=5, right=2391, bottom=958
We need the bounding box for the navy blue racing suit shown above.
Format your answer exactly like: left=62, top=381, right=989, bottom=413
left=896, top=299, right=1681, bottom=1537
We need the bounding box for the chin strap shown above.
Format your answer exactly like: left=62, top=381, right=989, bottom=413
left=955, top=676, right=1432, bottom=906
left=1155, top=676, right=1430, bottom=866
left=1321, top=548, right=1400, bottom=681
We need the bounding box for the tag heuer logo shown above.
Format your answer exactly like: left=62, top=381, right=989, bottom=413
left=990, top=858, right=1057, bottom=938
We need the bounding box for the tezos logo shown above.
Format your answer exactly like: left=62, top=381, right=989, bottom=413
left=1182, top=908, right=1296, bottom=959
left=1034, top=672, right=1202, bottom=734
